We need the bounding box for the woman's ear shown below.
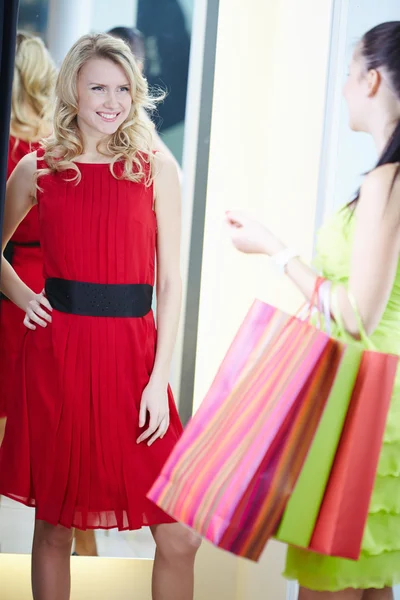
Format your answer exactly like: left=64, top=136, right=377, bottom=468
left=366, top=68, right=381, bottom=97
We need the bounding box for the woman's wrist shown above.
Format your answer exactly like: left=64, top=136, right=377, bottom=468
left=2, top=282, right=35, bottom=313
left=17, top=291, right=35, bottom=313
left=266, top=238, right=286, bottom=256
left=13, top=283, right=37, bottom=313
left=150, top=364, right=170, bottom=385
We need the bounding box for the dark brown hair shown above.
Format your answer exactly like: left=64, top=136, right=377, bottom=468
left=350, top=22, right=400, bottom=206
left=107, top=27, right=146, bottom=67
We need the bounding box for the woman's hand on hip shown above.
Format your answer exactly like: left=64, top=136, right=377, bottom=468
left=137, top=376, right=170, bottom=446
left=23, top=290, right=52, bottom=330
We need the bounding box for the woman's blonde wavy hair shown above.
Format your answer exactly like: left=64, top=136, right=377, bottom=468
left=40, top=33, right=161, bottom=186
left=11, top=31, right=57, bottom=139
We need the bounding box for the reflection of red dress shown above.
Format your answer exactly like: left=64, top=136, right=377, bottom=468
left=0, top=137, right=42, bottom=418
left=0, top=150, right=183, bottom=530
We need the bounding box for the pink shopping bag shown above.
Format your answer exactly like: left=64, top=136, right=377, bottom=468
left=148, top=293, right=340, bottom=560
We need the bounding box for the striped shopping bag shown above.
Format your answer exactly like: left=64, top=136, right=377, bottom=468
left=216, top=340, right=343, bottom=560
left=216, top=288, right=397, bottom=561
left=148, top=290, right=343, bottom=560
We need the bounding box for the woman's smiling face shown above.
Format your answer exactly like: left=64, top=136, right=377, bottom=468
left=76, top=57, right=133, bottom=138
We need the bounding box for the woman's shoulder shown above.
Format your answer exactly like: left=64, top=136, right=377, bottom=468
left=359, top=163, right=400, bottom=219
left=6, top=152, right=38, bottom=203
left=11, top=151, right=38, bottom=177
left=362, top=163, right=400, bottom=194
left=153, top=150, right=180, bottom=178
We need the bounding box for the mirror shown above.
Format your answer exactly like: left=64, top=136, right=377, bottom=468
left=0, top=0, right=216, bottom=560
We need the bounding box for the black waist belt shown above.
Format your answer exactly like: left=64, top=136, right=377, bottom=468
left=45, top=278, right=153, bottom=318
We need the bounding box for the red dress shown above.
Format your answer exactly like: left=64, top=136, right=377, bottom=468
left=0, top=137, right=42, bottom=418
left=0, top=150, right=183, bottom=530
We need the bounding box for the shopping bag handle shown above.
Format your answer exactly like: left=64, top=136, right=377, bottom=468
left=318, top=279, right=332, bottom=336
left=330, top=284, right=374, bottom=349
left=296, top=276, right=325, bottom=328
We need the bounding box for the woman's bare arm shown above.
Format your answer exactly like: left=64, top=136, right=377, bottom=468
left=136, top=151, right=182, bottom=445
left=227, top=163, right=400, bottom=337
left=281, top=164, right=400, bottom=335
left=1, top=152, right=38, bottom=311
left=151, top=151, right=182, bottom=379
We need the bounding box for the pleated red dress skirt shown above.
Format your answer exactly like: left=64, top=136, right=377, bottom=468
left=0, top=137, right=42, bottom=418
left=0, top=151, right=183, bottom=530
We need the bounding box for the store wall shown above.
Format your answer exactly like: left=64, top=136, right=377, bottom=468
left=195, top=0, right=334, bottom=409
left=194, top=0, right=334, bottom=598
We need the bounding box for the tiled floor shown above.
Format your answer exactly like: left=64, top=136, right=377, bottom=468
left=0, top=497, right=156, bottom=559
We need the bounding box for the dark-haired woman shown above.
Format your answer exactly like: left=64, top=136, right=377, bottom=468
left=226, top=22, right=400, bottom=599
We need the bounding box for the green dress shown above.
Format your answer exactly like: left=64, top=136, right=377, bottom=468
left=284, top=207, right=400, bottom=591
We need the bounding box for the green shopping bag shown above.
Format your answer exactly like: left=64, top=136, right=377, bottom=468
left=274, top=317, right=363, bottom=547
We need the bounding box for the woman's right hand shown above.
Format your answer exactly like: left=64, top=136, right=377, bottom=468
left=24, top=290, right=52, bottom=330
left=225, top=211, right=283, bottom=256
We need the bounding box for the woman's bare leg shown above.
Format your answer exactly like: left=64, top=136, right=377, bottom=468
left=362, top=589, right=394, bottom=600
left=0, top=417, right=5, bottom=504
left=32, top=519, right=73, bottom=600
left=0, top=417, right=6, bottom=446
left=150, top=523, right=201, bottom=600
left=73, top=529, right=98, bottom=556
left=298, top=586, right=394, bottom=600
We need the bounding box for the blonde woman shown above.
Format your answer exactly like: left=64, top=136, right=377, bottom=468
left=0, top=32, right=55, bottom=444
left=0, top=33, right=199, bottom=600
